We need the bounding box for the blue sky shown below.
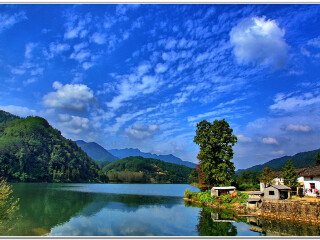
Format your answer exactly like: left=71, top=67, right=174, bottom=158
left=1, top=4, right=320, bottom=169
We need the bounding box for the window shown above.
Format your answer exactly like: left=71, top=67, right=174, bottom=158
left=310, top=183, right=315, bottom=189
left=310, top=177, right=314, bottom=180
left=269, top=191, right=275, bottom=195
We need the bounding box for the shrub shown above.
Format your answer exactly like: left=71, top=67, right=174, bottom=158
left=0, top=179, right=19, bottom=221
left=197, top=191, right=215, bottom=204
left=184, top=189, right=192, bottom=199
left=220, top=194, right=232, bottom=204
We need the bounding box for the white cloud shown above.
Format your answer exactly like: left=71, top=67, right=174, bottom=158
left=25, top=43, right=37, bottom=59
left=43, top=81, right=95, bottom=112
left=230, top=16, right=288, bottom=68
left=155, top=63, right=168, bottom=73
left=70, top=49, right=91, bottom=63
left=262, top=137, right=278, bottom=145
left=49, top=43, right=70, bottom=55
left=285, top=124, right=311, bottom=132
left=271, top=150, right=285, bottom=155
left=0, top=11, right=27, bottom=33
left=91, top=32, right=106, bottom=45
left=237, top=134, right=252, bottom=143
left=270, top=91, right=320, bottom=112
left=125, top=123, right=159, bottom=140
left=56, top=114, right=90, bottom=134
left=23, top=78, right=36, bottom=86
left=0, top=105, right=36, bottom=117
left=82, top=62, right=94, bottom=70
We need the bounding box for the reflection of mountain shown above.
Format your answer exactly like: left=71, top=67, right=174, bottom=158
left=2, top=184, right=183, bottom=236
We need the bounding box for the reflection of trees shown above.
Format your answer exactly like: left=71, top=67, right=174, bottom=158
left=1, top=184, right=184, bottom=236
left=196, top=208, right=237, bottom=236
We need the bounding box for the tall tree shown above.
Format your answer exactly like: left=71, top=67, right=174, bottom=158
left=193, top=119, right=237, bottom=187
left=315, top=152, right=320, bottom=165
left=281, top=159, right=298, bottom=189
left=260, top=166, right=276, bottom=187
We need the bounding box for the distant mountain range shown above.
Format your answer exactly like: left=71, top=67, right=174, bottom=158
left=75, top=141, right=197, bottom=168
left=237, top=148, right=320, bottom=174
left=75, top=140, right=118, bottom=164
left=108, top=148, right=197, bottom=168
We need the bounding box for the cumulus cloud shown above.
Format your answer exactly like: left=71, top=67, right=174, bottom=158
left=56, top=114, right=90, bottom=134
left=230, top=16, right=288, bottom=68
left=0, top=105, right=36, bottom=117
left=262, top=137, right=278, bottom=145
left=25, top=43, right=37, bottom=59
left=285, top=124, right=311, bottom=132
left=125, top=123, right=159, bottom=140
left=155, top=63, right=168, bottom=73
left=237, top=134, right=252, bottom=143
left=43, top=81, right=95, bottom=112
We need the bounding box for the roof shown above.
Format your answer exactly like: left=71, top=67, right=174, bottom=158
left=268, top=184, right=291, bottom=190
left=211, top=186, right=236, bottom=190
left=248, top=191, right=263, bottom=195
left=247, top=198, right=262, bottom=202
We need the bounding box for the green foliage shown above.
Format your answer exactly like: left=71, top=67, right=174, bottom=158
left=238, top=149, right=320, bottom=173
left=234, top=170, right=260, bottom=190
left=197, top=191, right=215, bottom=204
left=220, top=194, right=232, bottom=204
left=281, top=159, right=298, bottom=188
left=188, top=168, right=198, bottom=183
left=103, top=156, right=192, bottom=183
left=0, top=111, right=105, bottom=183
left=316, top=152, right=320, bottom=165
left=0, top=179, right=19, bottom=220
left=184, top=189, right=192, bottom=199
left=260, top=166, right=276, bottom=187
left=193, top=119, right=237, bottom=187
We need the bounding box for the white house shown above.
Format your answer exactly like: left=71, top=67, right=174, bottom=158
left=260, top=165, right=320, bottom=197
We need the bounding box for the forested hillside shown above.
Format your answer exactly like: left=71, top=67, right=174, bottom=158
left=0, top=111, right=103, bottom=183
left=237, top=148, right=320, bottom=173
left=103, top=156, right=193, bottom=183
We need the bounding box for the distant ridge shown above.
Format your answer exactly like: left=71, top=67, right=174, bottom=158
left=236, top=148, right=320, bottom=174
left=108, top=148, right=197, bottom=168
left=75, top=140, right=118, bottom=164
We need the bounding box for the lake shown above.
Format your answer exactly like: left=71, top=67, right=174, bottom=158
left=1, top=183, right=320, bottom=236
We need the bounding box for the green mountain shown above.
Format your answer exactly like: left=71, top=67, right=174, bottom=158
left=237, top=148, right=320, bottom=174
left=0, top=110, right=102, bottom=183
left=75, top=140, right=118, bottom=165
left=103, top=156, right=192, bottom=183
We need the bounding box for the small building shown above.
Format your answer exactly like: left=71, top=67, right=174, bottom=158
left=295, top=165, right=320, bottom=197
left=210, top=186, right=236, bottom=197
left=246, top=191, right=263, bottom=210
left=264, top=184, right=291, bottom=200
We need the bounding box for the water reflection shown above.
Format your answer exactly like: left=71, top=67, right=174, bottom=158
left=3, top=183, right=320, bottom=236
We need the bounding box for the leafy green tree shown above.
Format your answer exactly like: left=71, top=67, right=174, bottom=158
left=260, top=166, right=276, bottom=187
left=281, top=159, right=298, bottom=188
left=188, top=168, right=198, bottom=184
left=315, top=152, right=320, bottom=165
left=193, top=119, right=237, bottom=187
left=0, top=179, right=19, bottom=221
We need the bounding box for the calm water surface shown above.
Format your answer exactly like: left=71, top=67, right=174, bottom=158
left=1, top=183, right=320, bottom=236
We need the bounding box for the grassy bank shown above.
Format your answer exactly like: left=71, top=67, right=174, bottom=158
left=184, top=189, right=249, bottom=213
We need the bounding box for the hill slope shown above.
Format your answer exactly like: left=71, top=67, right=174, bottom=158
left=237, top=148, right=320, bottom=173
left=75, top=140, right=118, bottom=163
left=108, top=148, right=196, bottom=168
left=103, top=156, right=192, bottom=183
left=0, top=111, right=101, bottom=182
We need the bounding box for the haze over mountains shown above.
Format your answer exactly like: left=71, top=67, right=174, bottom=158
left=237, top=148, right=320, bottom=174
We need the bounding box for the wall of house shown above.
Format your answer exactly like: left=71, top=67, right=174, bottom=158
left=303, top=177, right=320, bottom=196
left=264, top=187, right=280, bottom=200
left=261, top=200, right=320, bottom=223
